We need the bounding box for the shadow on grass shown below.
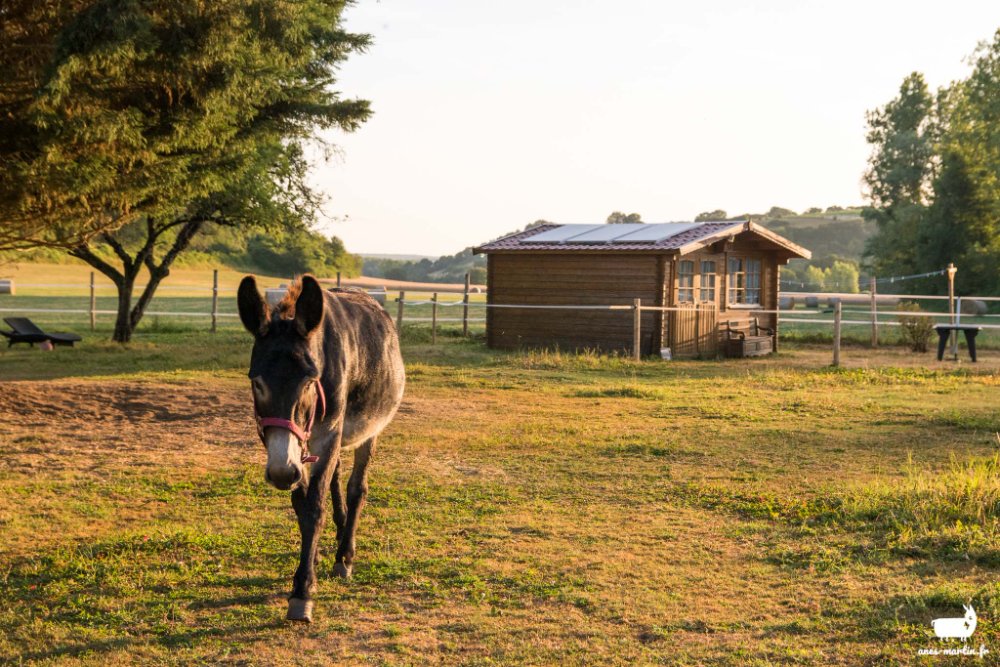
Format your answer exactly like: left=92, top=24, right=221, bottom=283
left=14, top=617, right=289, bottom=663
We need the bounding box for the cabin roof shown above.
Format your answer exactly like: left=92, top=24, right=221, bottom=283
left=473, top=220, right=811, bottom=259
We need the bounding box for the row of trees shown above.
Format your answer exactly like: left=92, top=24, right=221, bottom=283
left=863, top=29, right=1000, bottom=295
left=693, top=206, right=860, bottom=222
left=363, top=249, right=485, bottom=285
left=781, top=261, right=861, bottom=293
left=0, top=0, right=369, bottom=341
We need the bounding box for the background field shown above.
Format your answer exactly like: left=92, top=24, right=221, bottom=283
left=2, top=330, right=1000, bottom=665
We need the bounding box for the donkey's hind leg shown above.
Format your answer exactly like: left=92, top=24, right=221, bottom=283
left=330, top=454, right=347, bottom=542
left=315, top=453, right=345, bottom=567
left=334, top=437, right=376, bottom=579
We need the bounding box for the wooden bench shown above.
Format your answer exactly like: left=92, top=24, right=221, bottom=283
left=722, top=317, right=774, bottom=358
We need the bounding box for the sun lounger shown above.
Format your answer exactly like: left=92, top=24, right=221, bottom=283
left=1, top=317, right=82, bottom=347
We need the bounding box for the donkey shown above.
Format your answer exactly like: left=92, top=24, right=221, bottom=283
left=237, top=275, right=405, bottom=622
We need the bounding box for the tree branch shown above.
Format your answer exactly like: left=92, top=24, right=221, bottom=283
left=101, top=232, right=135, bottom=270
left=68, top=244, right=124, bottom=285
left=130, top=218, right=206, bottom=327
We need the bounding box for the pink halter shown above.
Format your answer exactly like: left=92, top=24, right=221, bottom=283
left=253, top=379, right=327, bottom=464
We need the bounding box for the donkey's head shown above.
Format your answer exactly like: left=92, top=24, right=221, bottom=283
left=238, top=275, right=325, bottom=490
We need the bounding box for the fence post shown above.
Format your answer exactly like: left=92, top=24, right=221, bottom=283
left=431, top=292, right=438, bottom=345
left=694, top=303, right=701, bottom=356
left=869, top=276, right=877, bottom=347
left=462, top=272, right=470, bottom=336
left=632, top=298, right=642, bottom=361
left=337, top=271, right=341, bottom=288
left=832, top=300, right=842, bottom=367
left=89, top=271, right=96, bottom=331
left=211, top=269, right=219, bottom=333
left=396, top=290, right=405, bottom=331
left=948, top=263, right=958, bottom=360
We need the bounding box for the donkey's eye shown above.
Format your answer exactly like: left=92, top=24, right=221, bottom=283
left=251, top=377, right=267, bottom=400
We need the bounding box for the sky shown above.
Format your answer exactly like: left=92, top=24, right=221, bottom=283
left=310, top=1, right=1000, bottom=257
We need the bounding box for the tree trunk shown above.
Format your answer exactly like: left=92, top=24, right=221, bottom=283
left=70, top=217, right=205, bottom=343
left=112, top=275, right=137, bottom=343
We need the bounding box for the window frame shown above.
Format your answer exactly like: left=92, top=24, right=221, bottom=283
left=727, top=255, right=763, bottom=307
left=677, top=259, right=695, bottom=303
left=698, top=260, right=717, bottom=303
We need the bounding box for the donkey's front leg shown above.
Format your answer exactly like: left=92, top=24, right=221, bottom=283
left=287, top=441, right=340, bottom=622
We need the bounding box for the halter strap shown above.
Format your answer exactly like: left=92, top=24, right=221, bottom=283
left=253, top=379, right=326, bottom=463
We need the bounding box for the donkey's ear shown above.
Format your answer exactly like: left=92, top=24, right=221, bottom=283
left=294, top=275, right=325, bottom=336
left=237, top=276, right=269, bottom=337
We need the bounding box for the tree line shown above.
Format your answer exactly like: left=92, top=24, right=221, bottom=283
left=863, top=29, right=1000, bottom=295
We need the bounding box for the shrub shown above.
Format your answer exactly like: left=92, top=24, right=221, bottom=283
left=897, top=302, right=935, bottom=352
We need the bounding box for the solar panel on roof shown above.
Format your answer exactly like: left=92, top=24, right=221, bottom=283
left=565, top=223, right=646, bottom=243
left=611, top=222, right=702, bottom=242
left=521, top=224, right=596, bottom=243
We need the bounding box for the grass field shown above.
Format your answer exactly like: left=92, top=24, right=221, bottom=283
left=3, top=330, right=1000, bottom=665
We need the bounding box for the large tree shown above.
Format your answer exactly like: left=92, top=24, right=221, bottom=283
left=2, top=1, right=370, bottom=252
left=919, top=33, right=1000, bottom=294
left=863, top=32, right=1000, bottom=295
left=2, top=0, right=371, bottom=341
left=861, top=72, right=935, bottom=281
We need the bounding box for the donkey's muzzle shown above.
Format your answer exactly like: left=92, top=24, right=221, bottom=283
left=265, top=464, right=303, bottom=490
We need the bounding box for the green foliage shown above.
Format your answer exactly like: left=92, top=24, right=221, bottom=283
left=897, top=302, right=935, bottom=352
left=862, top=72, right=934, bottom=283
left=218, top=228, right=360, bottom=278
left=864, top=32, right=1000, bottom=295
left=605, top=211, right=643, bottom=224
left=825, top=261, right=860, bottom=293
left=0, top=0, right=372, bottom=339
left=695, top=209, right=728, bottom=221
left=363, top=248, right=485, bottom=284
left=803, top=266, right=826, bottom=291
left=767, top=206, right=797, bottom=218
left=764, top=216, right=873, bottom=272
left=0, top=0, right=371, bottom=250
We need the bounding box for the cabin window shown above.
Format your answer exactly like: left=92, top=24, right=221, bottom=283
left=727, top=257, right=762, bottom=305
left=699, top=260, right=716, bottom=302
left=677, top=260, right=695, bottom=302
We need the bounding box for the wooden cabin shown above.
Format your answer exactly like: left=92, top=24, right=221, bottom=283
left=473, top=221, right=810, bottom=357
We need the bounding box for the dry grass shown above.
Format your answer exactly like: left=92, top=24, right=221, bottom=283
left=2, top=337, right=1000, bottom=664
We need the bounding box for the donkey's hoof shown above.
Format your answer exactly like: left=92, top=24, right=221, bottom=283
left=333, top=562, right=353, bottom=579
left=286, top=598, right=314, bottom=623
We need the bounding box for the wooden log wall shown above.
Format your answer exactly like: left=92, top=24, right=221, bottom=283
left=487, top=253, right=662, bottom=353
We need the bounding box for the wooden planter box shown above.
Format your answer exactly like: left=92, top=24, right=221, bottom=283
left=725, top=334, right=773, bottom=358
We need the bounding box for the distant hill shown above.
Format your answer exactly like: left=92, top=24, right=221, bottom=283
left=362, top=247, right=486, bottom=284
left=759, top=212, right=873, bottom=269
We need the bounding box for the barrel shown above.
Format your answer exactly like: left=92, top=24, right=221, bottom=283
left=960, top=299, right=988, bottom=316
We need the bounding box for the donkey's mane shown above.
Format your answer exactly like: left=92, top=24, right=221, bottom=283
left=275, top=279, right=304, bottom=320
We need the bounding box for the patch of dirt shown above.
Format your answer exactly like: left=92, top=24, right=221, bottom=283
left=0, top=379, right=431, bottom=476
left=0, top=380, right=260, bottom=473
